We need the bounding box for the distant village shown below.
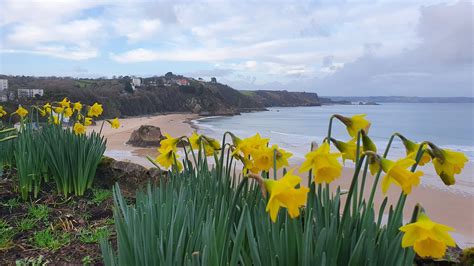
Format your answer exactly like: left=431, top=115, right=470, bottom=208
left=0, top=72, right=218, bottom=102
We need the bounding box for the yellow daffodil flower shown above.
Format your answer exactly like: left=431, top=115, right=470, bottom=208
left=43, top=103, right=52, bottom=114
left=333, top=138, right=358, bottom=164
left=63, top=107, right=73, bottom=118
left=0, top=106, right=7, bottom=118
left=13, top=106, right=28, bottom=118
left=54, top=106, right=64, bottom=114
left=252, top=147, right=274, bottom=172
left=59, top=97, right=70, bottom=108
left=272, top=144, right=292, bottom=169
left=84, top=117, right=93, bottom=126
left=48, top=115, right=60, bottom=125
left=87, top=103, right=103, bottom=117
left=432, top=147, right=468, bottom=186
left=263, top=169, right=309, bottom=222
left=73, top=122, right=86, bottom=135
left=202, top=135, right=221, bottom=150
left=73, top=101, right=82, bottom=112
left=400, top=213, right=455, bottom=258
left=160, top=133, right=181, bottom=151
left=300, top=142, right=342, bottom=184
left=232, top=133, right=269, bottom=157
left=156, top=146, right=182, bottom=171
left=399, top=136, right=431, bottom=166
left=109, top=117, right=120, bottom=129
left=335, top=114, right=371, bottom=137
left=242, top=157, right=259, bottom=174
left=189, top=132, right=201, bottom=149
left=380, top=157, right=423, bottom=195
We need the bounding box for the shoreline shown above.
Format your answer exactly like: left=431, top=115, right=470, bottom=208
left=93, top=112, right=473, bottom=248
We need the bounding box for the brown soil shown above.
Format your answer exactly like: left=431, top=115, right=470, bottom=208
left=0, top=173, right=120, bottom=265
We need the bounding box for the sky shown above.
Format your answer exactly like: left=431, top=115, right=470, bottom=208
left=0, top=0, right=472, bottom=96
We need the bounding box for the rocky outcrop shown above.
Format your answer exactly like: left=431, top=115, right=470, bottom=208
left=94, top=157, right=166, bottom=196
left=127, top=125, right=164, bottom=147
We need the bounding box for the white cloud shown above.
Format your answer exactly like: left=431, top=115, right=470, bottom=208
left=112, top=19, right=162, bottom=43
left=6, top=19, right=103, bottom=46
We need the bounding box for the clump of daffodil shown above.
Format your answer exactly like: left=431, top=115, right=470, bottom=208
left=261, top=169, right=309, bottom=222
left=13, top=106, right=28, bottom=118
left=0, top=106, right=7, bottom=118
left=398, top=134, right=431, bottom=166
left=332, top=138, right=359, bottom=164
left=87, top=103, right=103, bottom=117
left=400, top=213, right=455, bottom=258
left=231, top=133, right=269, bottom=158
left=430, top=144, right=468, bottom=186
left=156, top=146, right=183, bottom=172
left=300, top=142, right=343, bottom=184
left=361, top=131, right=380, bottom=175
left=380, top=157, right=423, bottom=195
left=189, top=132, right=221, bottom=156
left=231, top=133, right=291, bottom=174
left=108, top=117, right=120, bottom=129
left=334, top=114, right=371, bottom=138
left=73, top=122, right=86, bottom=135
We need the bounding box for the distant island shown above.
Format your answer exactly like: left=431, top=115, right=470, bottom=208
left=324, top=96, right=474, bottom=104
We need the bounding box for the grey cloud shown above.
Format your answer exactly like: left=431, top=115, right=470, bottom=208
left=237, top=1, right=473, bottom=97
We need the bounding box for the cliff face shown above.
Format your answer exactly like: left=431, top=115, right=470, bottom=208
left=1, top=75, right=320, bottom=117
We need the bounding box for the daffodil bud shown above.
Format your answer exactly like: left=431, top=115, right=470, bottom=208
left=334, top=114, right=371, bottom=137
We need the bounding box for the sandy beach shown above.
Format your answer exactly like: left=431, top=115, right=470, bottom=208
left=94, top=113, right=473, bottom=248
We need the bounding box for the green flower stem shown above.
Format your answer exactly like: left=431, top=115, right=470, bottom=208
left=340, top=154, right=367, bottom=226
left=0, top=127, right=17, bottom=134
left=99, top=120, right=105, bottom=136
left=273, top=148, right=277, bottom=180
left=366, top=132, right=398, bottom=209
left=184, top=137, right=198, bottom=168
left=358, top=158, right=369, bottom=208
left=0, top=135, right=17, bottom=142
left=355, top=131, right=362, bottom=166
left=326, top=115, right=336, bottom=142
left=218, top=131, right=232, bottom=177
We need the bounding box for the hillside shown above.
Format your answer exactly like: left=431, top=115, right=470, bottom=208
left=0, top=74, right=321, bottom=117
left=241, top=90, right=321, bottom=107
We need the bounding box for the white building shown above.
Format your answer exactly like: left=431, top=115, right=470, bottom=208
left=18, top=89, right=44, bottom=98
left=132, top=78, right=141, bottom=87
left=0, top=79, right=8, bottom=91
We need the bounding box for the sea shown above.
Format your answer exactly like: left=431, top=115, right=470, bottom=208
left=193, top=103, right=474, bottom=194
